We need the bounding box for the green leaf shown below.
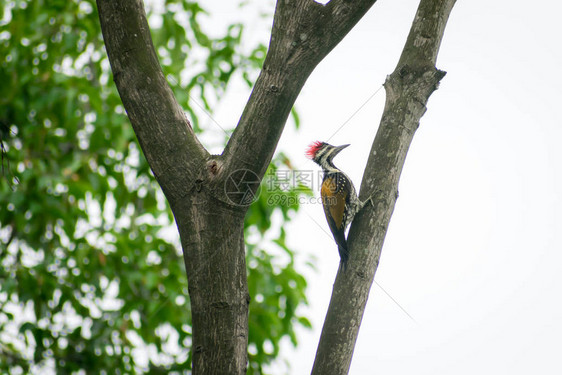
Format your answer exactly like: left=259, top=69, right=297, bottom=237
left=291, top=106, right=301, bottom=129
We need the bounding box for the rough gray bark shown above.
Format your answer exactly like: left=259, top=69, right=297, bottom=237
left=96, top=0, right=377, bottom=373
left=312, top=0, right=457, bottom=374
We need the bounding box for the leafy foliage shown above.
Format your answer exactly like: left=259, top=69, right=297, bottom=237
left=0, top=0, right=311, bottom=373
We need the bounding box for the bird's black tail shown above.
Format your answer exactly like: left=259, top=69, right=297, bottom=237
left=334, top=231, right=349, bottom=271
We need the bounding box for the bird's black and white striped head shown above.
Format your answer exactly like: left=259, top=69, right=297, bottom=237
left=306, top=141, right=350, bottom=170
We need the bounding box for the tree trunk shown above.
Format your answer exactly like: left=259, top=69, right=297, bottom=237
left=312, top=0, right=457, bottom=374
left=173, top=195, right=249, bottom=373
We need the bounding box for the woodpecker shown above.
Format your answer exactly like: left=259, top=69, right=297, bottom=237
left=306, top=141, right=363, bottom=270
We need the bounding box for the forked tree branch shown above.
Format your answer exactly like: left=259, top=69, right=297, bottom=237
left=96, top=0, right=208, bottom=204
left=312, top=0, right=457, bottom=373
left=97, top=0, right=377, bottom=206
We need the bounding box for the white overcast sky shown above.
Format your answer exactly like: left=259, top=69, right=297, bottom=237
left=196, top=0, right=562, bottom=373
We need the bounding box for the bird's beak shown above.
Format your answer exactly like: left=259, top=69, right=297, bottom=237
left=333, top=144, right=350, bottom=156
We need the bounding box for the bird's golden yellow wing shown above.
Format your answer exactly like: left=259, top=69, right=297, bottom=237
left=321, top=176, right=348, bottom=230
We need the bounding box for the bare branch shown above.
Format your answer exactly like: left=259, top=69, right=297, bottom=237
left=222, top=0, right=377, bottom=180
left=96, top=0, right=208, bottom=203
left=312, top=0, right=457, bottom=373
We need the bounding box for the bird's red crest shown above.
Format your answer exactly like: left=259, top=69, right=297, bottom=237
left=305, top=141, right=324, bottom=159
